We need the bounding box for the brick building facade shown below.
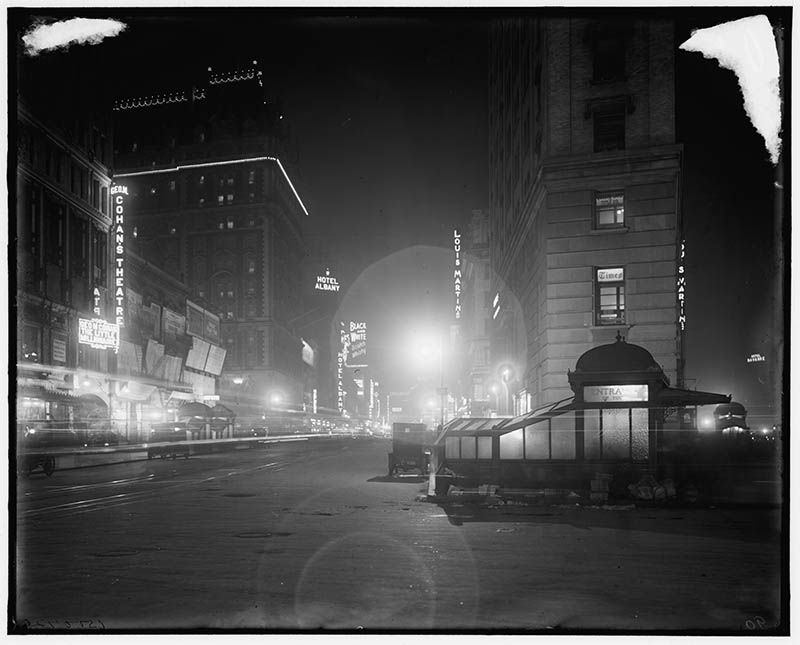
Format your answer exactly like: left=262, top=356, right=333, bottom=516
left=488, top=16, right=683, bottom=412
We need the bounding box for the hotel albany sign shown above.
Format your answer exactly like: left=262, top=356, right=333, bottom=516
left=584, top=384, right=648, bottom=403
left=315, top=268, right=340, bottom=293
left=111, top=184, right=128, bottom=326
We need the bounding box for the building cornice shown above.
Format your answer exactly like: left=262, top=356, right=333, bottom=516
left=114, top=155, right=308, bottom=217
left=18, top=104, right=113, bottom=179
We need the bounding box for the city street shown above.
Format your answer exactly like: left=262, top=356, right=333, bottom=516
left=14, top=437, right=783, bottom=632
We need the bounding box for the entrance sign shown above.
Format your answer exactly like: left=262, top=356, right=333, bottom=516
left=584, top=384, right=648, bottom=403
left=78, top=318, right=120, bottom=352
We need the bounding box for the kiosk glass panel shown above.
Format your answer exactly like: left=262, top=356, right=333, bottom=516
left=631, top=408, right=649, bottom=460
left=524, top=423, right=549, bottom=459
left=584, top=409, right=601, bottom=459
left=499, top=429, right=524, bottom=459
left=602, top=408, right=630, bottom=459
left=551, top=412, right=576, bottom=459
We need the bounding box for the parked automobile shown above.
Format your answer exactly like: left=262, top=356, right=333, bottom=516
left=22, top=427, right=82, bottom=448
left=83, top=431, right=121, bottom=448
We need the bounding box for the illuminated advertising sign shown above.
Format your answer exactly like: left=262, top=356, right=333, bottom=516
left=584, top=384, right=648, bottom=403
left=677, top=240, right=686, bottom=331
left=597, top=267, right=624, bottom=283
left=337, top=323, right=348, bottom=413
left=92, top=287, right=103, bottom=317
left=111, top=184, right=128, bottom=326
left=315, top=268, right=340, bottom=293
left=453, top=229, right=462, bottom=320
left=78, top=317, right=120, bottom=352
left=347, top=321, right=367, bottom=367
left=302, top=339, right=315, bottom=366
left=747, top=353, right=766, bottom=363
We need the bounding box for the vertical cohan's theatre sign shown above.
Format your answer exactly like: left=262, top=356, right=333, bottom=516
left=453, top=229, right=462, bottom=320
left=111, top=184, right=128, bottom=327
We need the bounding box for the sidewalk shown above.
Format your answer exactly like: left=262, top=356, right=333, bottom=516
left=16, top=434, right=332, bottom=473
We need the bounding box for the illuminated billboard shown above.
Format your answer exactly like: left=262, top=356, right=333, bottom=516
left=347, top=321, right=367, bottom=367
left=78, top=318, right=120, bottom=352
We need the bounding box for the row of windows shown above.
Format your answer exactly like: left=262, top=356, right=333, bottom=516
left=445, top=409, right=649, bottom=462
left=21, top=124, right=110, bottom=215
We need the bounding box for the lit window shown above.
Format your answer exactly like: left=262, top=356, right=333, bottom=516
left=169, top=227, right=177, bottom=235
left=133, top=226, right=138, bottom=238
left=217, top=195, right=224, bottom=205
left=199, top=198, right=205, bottom=207
left=227, top=290, right=234, bottom=298
left=247, top=259, right=255, bottom=274
left=226, top=193, right=234, bottom=204
left=199, top=175, right=205, bottom=185
left=596, top=267, right=625, bottom=325
left=248, top=170, right=255, bottom=185
left=169, top=180, right=176, bottom=191
left=150, top=186, right=157, bottom=195
left=227, top=177, right=234, bottom=186
left=595, top=191, right=625, bottom=228
left=249, top=192, right=255, bottom=202
left=227, top=218, right=234, bottom=229
left=218, top=221, right=225, bottom=229
left=227, top=311, right=234, bottom=320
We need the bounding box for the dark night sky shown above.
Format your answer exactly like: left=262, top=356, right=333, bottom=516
left=11, top=8, right=788, bottom=421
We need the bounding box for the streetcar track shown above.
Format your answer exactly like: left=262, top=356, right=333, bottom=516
left=18, top=458, right=291, bottom=520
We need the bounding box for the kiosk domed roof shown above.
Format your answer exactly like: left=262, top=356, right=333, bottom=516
left=575, top=334, right=661, bottom=374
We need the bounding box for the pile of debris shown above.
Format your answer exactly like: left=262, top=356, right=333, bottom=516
left=627, top=474, right=682, bottom=501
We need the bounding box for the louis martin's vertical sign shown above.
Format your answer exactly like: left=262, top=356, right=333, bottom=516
left=453, top=229, right=462, bottom=320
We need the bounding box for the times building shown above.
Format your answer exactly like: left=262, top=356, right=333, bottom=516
left=488, top=16, right=686, bottom=413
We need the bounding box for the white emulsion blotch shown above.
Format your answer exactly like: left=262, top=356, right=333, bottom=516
left=22, top=18, right=127, bottom=56
left=680, top=15, right=782, bottom=165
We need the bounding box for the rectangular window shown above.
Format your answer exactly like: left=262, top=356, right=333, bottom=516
left=596, top=267, right=625, bottom=325
left=595, top=191, right=625, bottom=228
left=477, top=436, right=492, bottom=459
left=593, top=36, right=625, bottom=82
left=594, top=110, right=625, bottom=152
left=499, top=429, right=524, bottom=459
left=445, top=436, right=460, bottom=459
left=460, top=437, right=477, bottom=459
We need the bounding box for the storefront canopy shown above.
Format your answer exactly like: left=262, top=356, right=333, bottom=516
left=210, top=404, right=235, bottom=420
left=178, top=401, right=213, bottom=419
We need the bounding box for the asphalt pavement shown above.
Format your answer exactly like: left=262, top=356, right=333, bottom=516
left=12, top=436, right=785, bottom=633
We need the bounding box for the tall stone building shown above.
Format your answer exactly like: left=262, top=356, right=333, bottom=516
left=113, top=62, right=310, bottom=421
left=15, top=44, right=116, bottom=435
left=488, top=16, right=683, bottom=411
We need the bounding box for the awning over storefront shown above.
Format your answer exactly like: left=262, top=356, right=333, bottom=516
left=117, top=382, right=158, bottom=402
left=78, top=393, right=108, bottom=408
left=210, top=404, right=235, bottom=420
left=18, top=384, right=79, bottom=404
left=178, top=401, right=212, bottom=419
